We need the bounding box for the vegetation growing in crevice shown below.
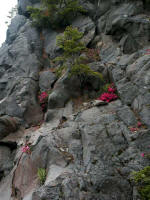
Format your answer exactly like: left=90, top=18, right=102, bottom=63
left=131, top=166, right=150, bottom=200
left=38, top=91, right=50, bottom=112
left=55, top=26, right=103, bottom=87
left=37, top=168, right=47, bottom=185
left=55, top=65, right=67, bottom=78
left=27, top=0, right=86, bottom=29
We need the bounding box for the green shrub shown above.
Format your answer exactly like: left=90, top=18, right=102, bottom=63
left=37, top=168, right=46, bottom=185
left=56, top=26, right=86, bottom=60
left=55, top=26, right=103, bottom=85
left=55, top=65, right=66, bottom=78
left=27, top=7, right=51, bottom=28
left=70, top=63, right=103, bottom=83
left=27, top=0, right=86, bottom=29
left=131, top=166, right=150, bottom=200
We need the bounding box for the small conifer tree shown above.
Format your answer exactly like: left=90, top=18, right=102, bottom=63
left=27, top=0, right=86, bottom=29
left=55, top=26, right=103, bottom=85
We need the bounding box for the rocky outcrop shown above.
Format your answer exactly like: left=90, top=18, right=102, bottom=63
left=0, top=18, right=43, bottom=126
left=0, top=0, right=150, bottom=200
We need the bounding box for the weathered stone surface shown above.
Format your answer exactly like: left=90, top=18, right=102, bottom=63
left=39, top=71, right=56, bottom=91
left=0, top=115, right=18, bottom=140
left=12, top=100, right=146, bottom=200
left=0, top=146, right=14, bottom=177
left=117, top=82, right=138, bottom=105
left=97, top=1, right=150, bottom=53
left=117, top=106, right=137, bottom=126
left=42, top=29, right=60, bottom=60
left=18, top=0, right=40, bottom=16
left=0, top=20, right=43, bottom=125
left=6, top=15, right=27, bottom=44
left=1, top=0, right=150, bottom=200
left=72, top=16, right=95, bottom=46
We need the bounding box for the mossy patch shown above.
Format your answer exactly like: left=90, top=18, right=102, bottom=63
left=131, top=166, right=150, bottom=200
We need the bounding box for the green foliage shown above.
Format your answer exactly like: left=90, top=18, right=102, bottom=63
left=56, top=26, right=86, bottom=60
left=55, top=26, right=103, bottom=86
left=27, top=0, right=86, bottom=29
left=59, top=0, right=86, bottom=25
left=103, top=83, right=111, bottom=92
left=70, top=63, right=103, bottom=80
left=55, top=65, right=66, bottom=78
left=131, top=166, right=150, bottom=200
left=37, top=168, right=46, bottom=185
left=27, top=6, right=51, bottom=28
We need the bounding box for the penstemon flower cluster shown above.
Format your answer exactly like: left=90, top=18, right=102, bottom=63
left=98, top=84, right=118, bottom=102
left=21, top=145, right=31, bottom=154
left=38, top=92, right=48, bottom=112
left=38, top=92, right=48, bottom=103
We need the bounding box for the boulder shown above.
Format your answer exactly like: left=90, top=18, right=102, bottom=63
left=39, top=71, right=56, bottom=91
left=0, top=115, right=18, bottom=140
left=42, top=29, right=60, bottom=60
left=72, top=16, right=95, bottom=46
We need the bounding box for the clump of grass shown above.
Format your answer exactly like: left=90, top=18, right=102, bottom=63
left=37, top=168, right=47, bottom=185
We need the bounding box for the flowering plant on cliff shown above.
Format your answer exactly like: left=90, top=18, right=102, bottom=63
left=98, top=84, right=118, bottom=102
left=38, top=92, right=48, bottom=104
left=21, top=145, right=31, bottom=154
left=130, top=121, right=143, bottom=133
left=38, top=91, right=48, bottom=112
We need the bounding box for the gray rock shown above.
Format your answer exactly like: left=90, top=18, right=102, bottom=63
left=140, top=106, right=150, bottom=128
left=48, top=89, right=70, bottom=109
left=6, top=15, right=27, bottom=44
left=117, top=106, right=137, bottom=126
left=42, top=29, right=60, bottom=60
left=92, top=100, right=108, bottom=107
left=48, top=71, right=81, bottom=109
left=97, top=1, right=150, bottom=53
left=18, top=0, right=40, bottom=16
left=89, top=62, right=108, bottom=80
left=72, top=16, right=95, bottom=46
left=117, top=82, right=138, bottom=105
left=0, top=20, right=43, bottom=125
left=39, top=71, right=56, bottom=91
left=1, top=0, right=150, bottom=199
left=0, top=146, right=13, bottom=177
left=0, top=115, right=18, bottom=140
left=18, top=0, right=32, bottom=16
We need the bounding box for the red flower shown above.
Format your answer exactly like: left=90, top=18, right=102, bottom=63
left=130, top=127, right=138, bottom=132
left=141, top=153, right=145, bottom=157
left=22, top=145, right=30, bottom=154
left=98, top=92, right=118, bottom=102
left=108, top=87, right=116, bottom=93
left=97, top=83, right=118, bottom=103
left=137, top=121, right=142, bottom=128
left=38, top=92, right=48, bottom=103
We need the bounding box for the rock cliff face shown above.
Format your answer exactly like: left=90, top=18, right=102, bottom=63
left=0, top=0, right=150, bottom=199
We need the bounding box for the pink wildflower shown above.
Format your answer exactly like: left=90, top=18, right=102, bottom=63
left=38, top=92, right=48, bottom=103
left=97, top=83, right=118, bottom=103
left=137, top=121, right=142, bottom=128
left=22, top=145, right=30, bottom=153
left=108, top=87, right=116, bottom=93
left=130, top=127, right=138, bottom=132
left=98, top=92, right=118, bottom=102
left=141, top=153, right=145, bottom=157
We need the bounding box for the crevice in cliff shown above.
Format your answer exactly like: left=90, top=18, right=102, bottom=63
left=0, top=141, right=17, bottom=151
